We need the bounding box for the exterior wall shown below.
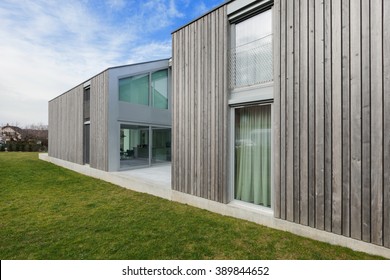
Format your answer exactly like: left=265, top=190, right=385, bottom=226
left=274, top=0, right=390, bottom=248
left=90, top=71, right=109, bottom=171
left=48, top=85, right=83, bottom=164
left=172, top=5, right=229, bottom=203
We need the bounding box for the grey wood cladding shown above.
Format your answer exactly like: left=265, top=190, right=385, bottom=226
left=274, top=0, right=389, bottom=247
left=90, top=71, right=109, bottom=171
left=48, top=85, right=84, bottom=165
left=172, top=5, right=228, bottom=203
left=172, top=0, right=389, bottom=248
left=48, top=70, right=109, bottom=171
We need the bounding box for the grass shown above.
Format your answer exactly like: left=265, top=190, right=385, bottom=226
left=0, top=153, right=385, bottom=260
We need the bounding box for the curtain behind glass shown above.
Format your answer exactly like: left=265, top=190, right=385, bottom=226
left=235, top=105, right=271, bottom=207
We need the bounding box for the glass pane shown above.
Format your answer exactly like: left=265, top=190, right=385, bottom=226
left=83, top=87, right=90, bottom=121
left=230, top=9, right=273, bottom=88
left=152, top=128, right=171, bottom=163
left=119, top=74, right=149, bottom=106
left=235, top=10, right=272, bottom=47
left=120, top=124, right=149, bottom=168
left=235, top=105, right=271, bottom=207
left=152, top=69, right=168, bottom=109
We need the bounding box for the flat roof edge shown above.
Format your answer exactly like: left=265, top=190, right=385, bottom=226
left=171, top=1, right=232, bottom=34
left=49, top=58, right=171, bottom=102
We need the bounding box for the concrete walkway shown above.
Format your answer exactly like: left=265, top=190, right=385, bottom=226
left=39, top=154, right=172, bottom=200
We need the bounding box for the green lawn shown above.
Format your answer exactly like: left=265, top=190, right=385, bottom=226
left=0, top=153, right=384, bottom=259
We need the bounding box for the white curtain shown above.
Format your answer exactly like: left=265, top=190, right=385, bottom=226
left=235, top=105, right=271, bottom=207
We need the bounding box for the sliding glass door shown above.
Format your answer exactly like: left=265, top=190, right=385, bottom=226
left=120, top=125, right=149, bottom=168
left=120, top=124, right=171, bottom=169
left=234, top=104, right=271, bottom=207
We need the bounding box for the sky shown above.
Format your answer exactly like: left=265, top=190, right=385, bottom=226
left=0, top=0, right=225, bottom=127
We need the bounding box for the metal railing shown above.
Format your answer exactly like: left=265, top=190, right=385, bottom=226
left=229, top=34, right=273, bottom=89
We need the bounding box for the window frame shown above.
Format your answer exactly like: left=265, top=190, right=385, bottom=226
left=229, top=5, right=274, bottom=104
left=228, top=4, right=275, bottom=212
left=118, top=67, right=170, bottom=110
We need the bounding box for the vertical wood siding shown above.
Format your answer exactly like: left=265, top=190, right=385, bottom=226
left=48, top=85, right=83, bottom=164
left=90, top=71, right=109, bottom=171
left=275, top=0, right=389, bottom=248
left=172, top=6, right=228, bottom=203
left=48, top=71, right=109, bottom=171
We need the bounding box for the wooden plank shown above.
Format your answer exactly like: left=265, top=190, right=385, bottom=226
left=280, top=0, right=287, bottom=220
left=331, top=0, right=342, bottom=235
left=384, top=0, right=390, bottom=249
left=324, top=0, right=332, bottom=232
left=370, top=0, right=383, bottom=246
left=341, top=0, right=351, bottom=238
left=222, top=6, right=228, bottom=203
left=210, top=11, right=216, bottom=201
left=286, top=0, right=294, bottom=222
left=219, top=7, right=227, bottom=203
left=171, top=33, right=175, bottom=190
left=194, top=22, right=199, bottom=196
left=273, top=0, right=282, bottom=218
left=293, top=0, right=301, bottom=223
left=299, top=0, right=309, bottom=226
left=350, top=0, right=362, bottom=240
left=206, top=13, right=212, bottom=200
left=196, top=19, right=202, bottom=198
left=315, top=0, right=325, bottom=230
left=308, top=0, right=316, bottom=228
left=361, top=0, right=371, bottom=243
left=177, top=29, right=183, bottom=193
left=203, top=15, right=209, bottom=200
left=215, top=9, right=220, bottom=202
left=189, top=22, right=196, bottom=197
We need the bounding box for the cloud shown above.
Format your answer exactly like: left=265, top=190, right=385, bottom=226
left=0, top=0, right=159, bottom=125
left=126, top=40, right=172, bottom=64
left=193, top=1, right=209, bottom=17
left=106, top=0, right=127, bottom=10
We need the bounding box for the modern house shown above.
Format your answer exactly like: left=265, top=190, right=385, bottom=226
left=48, top=59, right=171, bottom=171
left=45, top=0, right=390, bottom=256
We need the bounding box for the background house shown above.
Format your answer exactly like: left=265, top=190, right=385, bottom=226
left=1, top=125, right=23, bottom=142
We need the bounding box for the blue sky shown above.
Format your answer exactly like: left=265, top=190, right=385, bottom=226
left=0, top=0, right=224, bottom=127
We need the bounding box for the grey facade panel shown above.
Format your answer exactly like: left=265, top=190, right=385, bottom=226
left=48, top=85, right=83, bottom=164
left=275, top=0, right=389, bottom=248
left=106, top=59, right=171, bottom=171
left=172, top=5, right=228, bottom=203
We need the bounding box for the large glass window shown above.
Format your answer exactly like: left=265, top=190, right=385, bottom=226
left=230, top=9, right=273, bottom=88
left=120, top=125, right=149, bottom=168
left=235, top=104, right=271, bottom=207
left=119, top=74, right=149, bottom=106
left=152, top=70, right=168, bottom=109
